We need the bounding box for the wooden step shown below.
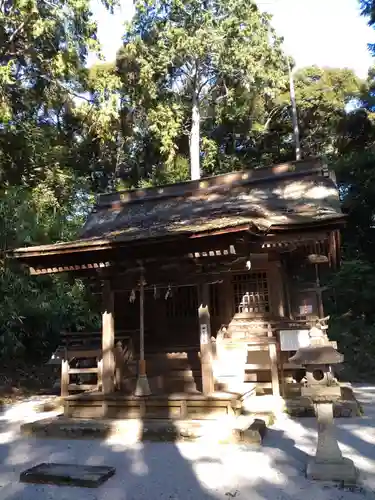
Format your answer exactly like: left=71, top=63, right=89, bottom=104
left=149, top=378, right=200, bottom=393
left=68, top=368, right=98, bottom=375
left=145, top=352, right=200, bottom=359
left=63, top=393, right=240, bottom=420
left=145, top=370, right=201, bottom=377
left=68, top=384, right=97, bottom=391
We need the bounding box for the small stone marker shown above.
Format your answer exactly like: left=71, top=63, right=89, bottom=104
left=20, top=463, right=116, bottom=488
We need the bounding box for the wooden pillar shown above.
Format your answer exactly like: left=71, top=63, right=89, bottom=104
left=114, top=342, right=124, bottom=391
left=134, top=268, right=151, bottom=396
left=280, top=257, right=293, bottom=319
left=61, top=357, right=69, bottom=397
left=97, top=359, right=103, bottom=391
left=102, top=279, right=115, bottom=394
left=220, top=274, right=233, bottom=325
left=269, top=342, right=280, bottom=397
left=268, top=262, right=285, bottom=317
left=198, top=283, right=215, bottom=395
left=266, top=326, right=280, bottom=397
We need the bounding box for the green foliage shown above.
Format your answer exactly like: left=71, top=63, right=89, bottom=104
left=0, top=0, right=115, bottom=361
left=361, top=0, right=375, bottom=53
left=0, top=187, right=99, bottom=361
left=327, top=259, right=375, bottom=378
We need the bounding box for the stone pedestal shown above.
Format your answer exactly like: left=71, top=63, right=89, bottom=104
left=306, top=402, right=357, bottom=483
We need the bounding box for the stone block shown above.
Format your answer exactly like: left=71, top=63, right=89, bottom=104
left=21, top=418, right=111, bottom=439
left=306, top=457, right=358, bottom=484
left=229, top=418, right=267, bottom=446
left=20, top=463, right=116, bottom=488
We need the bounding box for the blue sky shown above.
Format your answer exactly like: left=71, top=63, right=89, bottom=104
left=89, top=0, right=375, bottom=78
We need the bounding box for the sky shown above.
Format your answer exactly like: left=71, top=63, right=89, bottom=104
left=89, top=0, right=375, bottom=79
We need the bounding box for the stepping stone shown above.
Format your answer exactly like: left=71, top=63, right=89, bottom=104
left=20, top=463, right=116, bottom=488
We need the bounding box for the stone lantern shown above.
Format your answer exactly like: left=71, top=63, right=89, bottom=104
left=289, top=345, right=357, bottom=483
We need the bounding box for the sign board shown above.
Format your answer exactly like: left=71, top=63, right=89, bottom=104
left=279, top=329, right=310, bottom=351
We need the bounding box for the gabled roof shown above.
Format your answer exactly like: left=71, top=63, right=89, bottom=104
left=10, top=158, right=344, bottom=261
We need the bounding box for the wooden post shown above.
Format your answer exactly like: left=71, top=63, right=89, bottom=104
left=114, top=342, right=124, bottom=391
left=268, top=327, right=280, bottom=397
left=61, top=358, right=69, bottom=397
left=315, top=264, right=325, bottom=319
left=269, top=344, right=280, bottom=397
left=97, top=358, right=103, bottom=391
left=198, top=283, right=215, bottom=395
left=102, top=279, right=115, bottom=394
left=135, top=267, right=151, bottom=396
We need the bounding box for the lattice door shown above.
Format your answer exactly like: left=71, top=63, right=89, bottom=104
left=232, top=272, right=270, bottom=314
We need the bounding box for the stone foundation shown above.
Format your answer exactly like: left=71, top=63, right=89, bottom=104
left=21, top=414, right=269, bottom=444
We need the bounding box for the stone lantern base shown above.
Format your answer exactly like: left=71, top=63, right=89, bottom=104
left=307, top=457, right=358, bottom=484
left=305, top=401, right=358, bottom=484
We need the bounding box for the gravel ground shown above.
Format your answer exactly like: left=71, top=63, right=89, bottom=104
left=0, top=387, right=375, bottom=499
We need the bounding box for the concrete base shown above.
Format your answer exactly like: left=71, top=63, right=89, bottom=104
left=306, top=457, right=358, bottom=484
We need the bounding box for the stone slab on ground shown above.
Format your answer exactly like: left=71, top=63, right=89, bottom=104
left=20, top=463, right=116, bottom=488
left=21, top=414, right=268, bottom=445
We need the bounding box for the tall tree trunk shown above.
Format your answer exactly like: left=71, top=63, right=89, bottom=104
left=190, top=91, right=201, bottom=180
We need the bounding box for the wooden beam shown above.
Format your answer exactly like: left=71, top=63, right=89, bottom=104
left=30, top=262, right=111, bottom=275
left=102, top=280, right=115, bottom=394
left=198, top=284, right=215, bottom=395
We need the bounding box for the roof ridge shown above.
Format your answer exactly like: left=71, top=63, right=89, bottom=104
left=96, top=158, right=326, bottom=209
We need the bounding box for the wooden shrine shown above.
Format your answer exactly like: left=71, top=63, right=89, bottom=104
left=9, top=158, right=346, bottom=419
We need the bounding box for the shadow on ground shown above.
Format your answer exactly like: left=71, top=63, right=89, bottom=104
left=0, top=386, right=374, bottom=499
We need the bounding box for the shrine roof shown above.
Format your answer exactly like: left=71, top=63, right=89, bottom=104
left=10, top=158, right=344, bottom=260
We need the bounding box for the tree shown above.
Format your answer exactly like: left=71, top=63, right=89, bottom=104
left=0, top=0, right=120, bottom=363
left=118, top=0, right=288, bottom=180
left=0, top=0, right=118, bottom=190
left=274, top=66, right=361, bottom=158
left=0, top=187, right=100, bottom=361
left=360, top=0, right=375, bottom=56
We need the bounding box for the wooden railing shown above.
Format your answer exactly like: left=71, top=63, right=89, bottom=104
left=59, top=330, right=135, bottom=397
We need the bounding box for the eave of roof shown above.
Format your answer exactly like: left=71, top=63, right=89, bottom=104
left=8, top=157, right=344, bottom=262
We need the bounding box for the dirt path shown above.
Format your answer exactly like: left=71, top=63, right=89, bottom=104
left=0, top=388, right=374, bottom=499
